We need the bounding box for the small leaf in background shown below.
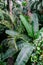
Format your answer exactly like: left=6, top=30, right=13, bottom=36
left=22, top=1, right=27, bottom=6
left=40, top=28, right=43, bottom=32
left=2, top=48, right=17, bottom=61
left=42, top=0, right=43, bottom=6
left=0, top=9, right=4, bottom=20
left=0, top=61, right=6, bottom=65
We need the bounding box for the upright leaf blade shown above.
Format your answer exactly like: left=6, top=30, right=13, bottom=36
left=20, top=15, right=33, bottom=37
left=31, top=13, right=39, bottom=37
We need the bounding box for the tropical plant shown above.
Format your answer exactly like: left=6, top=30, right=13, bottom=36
left=0, top=0, right=43, bottom=65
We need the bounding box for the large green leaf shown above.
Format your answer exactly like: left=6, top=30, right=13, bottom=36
left=5, top=30, right=30, bottom=42
left=31, top=13, right=39, bottom=38
left=15, top=44, right=34, bottom=65
left=31, top=13, right=39, bottom=34
left=20, top=15, right=33, bottom=37
left=5, top=30, right=20, bottom=37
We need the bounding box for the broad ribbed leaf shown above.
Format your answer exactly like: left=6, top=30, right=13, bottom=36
left=31, top=13, right=39, bottom=38
left=15, top=44, right=34, bottom=65
left=5, top=30, right=30, bottom=42
left=20, top=15, right=33, bottom=37
left=5, top=30, right=19, bottom=37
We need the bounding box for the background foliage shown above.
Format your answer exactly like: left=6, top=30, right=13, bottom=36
left=0, top=0, right=43, bottom=65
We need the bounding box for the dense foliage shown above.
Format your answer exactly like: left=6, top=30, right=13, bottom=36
left=0, top=0, right=43, bottom=65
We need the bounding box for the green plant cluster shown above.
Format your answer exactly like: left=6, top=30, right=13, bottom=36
left=0, top=0, right=43, bottom=65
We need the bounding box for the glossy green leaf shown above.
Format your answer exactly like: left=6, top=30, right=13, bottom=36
left=20, top=15, right=33, bottom=37
left=31, top=13, right=39, bottom=37
left=5, top=30, right=19, bottom=37
left=15, top=44, right=34, bottom=65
